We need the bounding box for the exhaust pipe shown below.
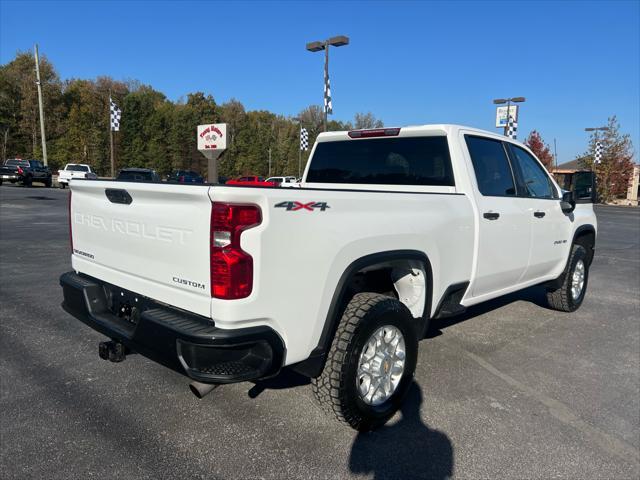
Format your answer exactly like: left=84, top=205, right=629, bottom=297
left=189, top=381, right=219, bottom=399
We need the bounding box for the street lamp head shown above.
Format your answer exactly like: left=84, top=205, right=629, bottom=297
left=585, top=128, right=596, bottom=131
left=306, top=41, right=325, bottom=52
left=493, top=99, right=507, bottom=104
left=511, top=97, right=526, bottom=103
left=327, top=35, right=349, bottom=47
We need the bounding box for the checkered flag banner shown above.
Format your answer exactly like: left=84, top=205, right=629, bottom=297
left=300, top=128, right=309, bottom=151
left=324, top=60, right=332, bottom=115
left=506, top=115, right=518, bottom=139
left=110, top=97, right=122, bottom=132
left=594, top=141, right=602, bottom=164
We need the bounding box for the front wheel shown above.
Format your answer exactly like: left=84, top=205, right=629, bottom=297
left=546, top=244, right=590, bottom=312
left=312, top=292, right=419, bottom=431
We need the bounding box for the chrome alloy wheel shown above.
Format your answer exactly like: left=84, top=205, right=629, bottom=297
left=571, top=259, right=586, bottom=300
left=356, top=326, right=406, bottom=406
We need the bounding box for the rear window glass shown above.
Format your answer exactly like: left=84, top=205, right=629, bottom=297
left=117, top=171, right=153, bottom=182
left=67, top=165, right=89, bottom=172
left=306, top=136, right=454, bottom=186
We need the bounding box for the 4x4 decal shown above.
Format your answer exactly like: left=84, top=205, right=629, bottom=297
left=275, top=201, right=330, bottom=212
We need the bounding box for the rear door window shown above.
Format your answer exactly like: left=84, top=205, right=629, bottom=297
left=306, top=136, right=454, bottom=186
left=465, top=136, right=516, bottom=196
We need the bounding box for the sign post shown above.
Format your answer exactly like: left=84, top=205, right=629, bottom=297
left=197, top=123, right=227, bottom=183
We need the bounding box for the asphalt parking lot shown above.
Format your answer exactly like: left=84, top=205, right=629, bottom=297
left=1, top=183, right=639, bottom=480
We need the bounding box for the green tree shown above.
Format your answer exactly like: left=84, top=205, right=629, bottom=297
left=353, top=112, right=383, bottom=129
left=579, top=116, right=635, bottom=202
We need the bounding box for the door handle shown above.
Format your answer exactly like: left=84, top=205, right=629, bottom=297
left=534, top=211, right=546, bottom=218
left=483, top=212, right=500, bottom=220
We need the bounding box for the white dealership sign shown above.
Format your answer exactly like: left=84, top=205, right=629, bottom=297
left=197, top=123, right=227, bottom=182
left=495, top=105, right=519, bottom=128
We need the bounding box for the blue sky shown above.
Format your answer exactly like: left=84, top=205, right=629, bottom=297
left=1, top=0, right=638, bottom=163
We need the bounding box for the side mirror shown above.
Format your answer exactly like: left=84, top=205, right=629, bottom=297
left=560, top=191, right=576, bottom=214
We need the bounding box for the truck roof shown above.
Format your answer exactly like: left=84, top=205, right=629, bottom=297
left=316, top=124, right=526, bottom=147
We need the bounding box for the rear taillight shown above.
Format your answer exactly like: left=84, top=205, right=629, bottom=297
left=68, top=191, right=73, bottom=253
left=210, top=202, right=261, bottom=299
left=347, top=128, right=401, bottom=138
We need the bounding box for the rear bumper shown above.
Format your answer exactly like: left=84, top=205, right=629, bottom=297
left=59, top=271, right=284, bottom=384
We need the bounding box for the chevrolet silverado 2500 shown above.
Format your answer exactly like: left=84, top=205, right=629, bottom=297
left=60, top=125, right=597, bottom=430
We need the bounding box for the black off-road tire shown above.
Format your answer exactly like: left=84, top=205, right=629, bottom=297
left=311, top=292, right=419, bottom=431
left=546, top=244, right=589, bottom=312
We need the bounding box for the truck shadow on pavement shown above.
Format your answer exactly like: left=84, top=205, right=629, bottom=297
left=349, top=383, right=453, bottom=480
left=427, top=285, right=549, bottom=338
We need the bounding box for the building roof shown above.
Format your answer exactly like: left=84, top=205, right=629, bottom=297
left=553, top=156, right=590, bottom=173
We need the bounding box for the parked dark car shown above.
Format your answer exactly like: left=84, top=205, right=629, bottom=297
left=0, top=159, right=52, bottom=187
left=166, top=170, right=204, bottom=184
left=115, top=168, right=161, bottom=183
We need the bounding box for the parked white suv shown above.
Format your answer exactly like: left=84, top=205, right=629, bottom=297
left=60, top=124, right=596, bottom=430
left=58, top=163, right=97, bottom=188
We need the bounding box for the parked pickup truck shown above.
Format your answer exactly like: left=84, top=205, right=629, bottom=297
left=60, top=125, right=597, bottom=431
left=0, top=158, right=52, bottom=187
left=58, top=163, right=98, bottom=188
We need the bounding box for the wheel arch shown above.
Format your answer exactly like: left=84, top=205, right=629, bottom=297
left=289, top=250, right=433, bottom=378
left=545, top=224, right=596, bottom=290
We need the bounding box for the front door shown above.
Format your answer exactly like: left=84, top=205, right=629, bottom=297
left=506, top=144, right=569, bottom=281
left=464, top=135, right=532, bottom=297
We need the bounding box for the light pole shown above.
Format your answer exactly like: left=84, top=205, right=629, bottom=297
left=306, top=35, right=349, bottom=132
left=493, top=97, right=526, bottom=136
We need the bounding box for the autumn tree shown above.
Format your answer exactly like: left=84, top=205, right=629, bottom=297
left=579, top=115, right=635, bottom=202
left=525, top=130, right=554, bottom=171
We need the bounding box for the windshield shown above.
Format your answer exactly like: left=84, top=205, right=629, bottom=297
left=5, top=159, right=29, bottom=167
left=67, top=165, right=89, bottom=172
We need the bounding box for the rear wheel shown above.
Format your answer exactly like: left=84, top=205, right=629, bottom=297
left=546, top=244, right=589, bottom=312
left=60, top=182, right=66, bottom=189
left=312, top=292, right=419, bottom=431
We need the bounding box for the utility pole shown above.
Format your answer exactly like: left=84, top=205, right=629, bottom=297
left=34, top=44, right=48, bottom=166
left=268, top=147, right=272, bottom=177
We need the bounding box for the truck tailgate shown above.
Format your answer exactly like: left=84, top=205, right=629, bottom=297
left=70, top=180, right=212, bottom=316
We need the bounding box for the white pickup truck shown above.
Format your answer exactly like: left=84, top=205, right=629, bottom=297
left=60, top=125, right=597, bottom=430
left=58, top=163, right=97, bottom=188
